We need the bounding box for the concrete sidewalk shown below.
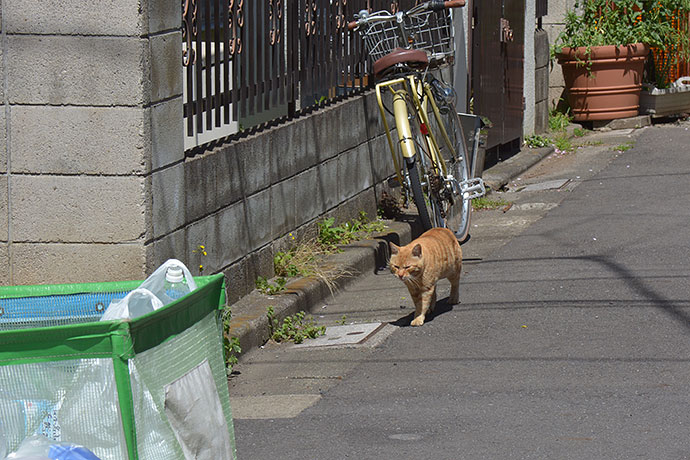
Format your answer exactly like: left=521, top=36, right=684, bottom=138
left=226, top=115, right=653, bottom=359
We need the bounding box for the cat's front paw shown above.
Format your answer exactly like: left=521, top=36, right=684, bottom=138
left=410, top=316, right=425, bottom=327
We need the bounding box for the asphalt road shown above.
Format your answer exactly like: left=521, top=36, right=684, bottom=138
left=230, top=121, right=690, bottom=459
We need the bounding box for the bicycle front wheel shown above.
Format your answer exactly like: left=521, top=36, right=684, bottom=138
left=403, top=98, right=443, bottom=231
left=406, top=156, right=439, bottom=230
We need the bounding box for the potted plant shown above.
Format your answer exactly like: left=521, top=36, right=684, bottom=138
left=640, top=76, right=690, bottom=117
left=552, top=0, right=690, bottom=121
left=639, top=0, right=690, bottom=117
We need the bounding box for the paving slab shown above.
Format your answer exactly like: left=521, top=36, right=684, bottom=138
left=517, top=178, right=571, bottom=192
left=292, top=322, right=384, bottom=348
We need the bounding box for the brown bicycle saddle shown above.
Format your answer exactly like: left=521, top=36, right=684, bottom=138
left=373, top=47, right=429, bottom=77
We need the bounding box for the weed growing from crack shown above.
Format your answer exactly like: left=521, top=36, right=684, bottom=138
left=524, top=134, right=551, bottom=148
left=613, top=142, right=634, bottom=153
left=254, top=212, right=385, bottom=296
left=318, top=212, right=386, bottom=251
left=222, top=306, right=241, bottom=372
left=549, top=108, right=572, bottom=132
left=472, top=196, right=512, bottom=211
left=255, top=276, right=287, bottom=295
left=552, top=133, right=574, bottom=153
left=267, top=306, right=326, bottom=344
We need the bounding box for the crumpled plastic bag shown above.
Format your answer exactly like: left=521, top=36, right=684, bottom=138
left=99, top=287, right=163, bottom=321
left=5, top=435, right=101, bottom=460
left=100, top=259, right=197, bottom=321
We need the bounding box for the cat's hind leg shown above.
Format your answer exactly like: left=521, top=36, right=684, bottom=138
left=448, top=272, right=461, bottom=304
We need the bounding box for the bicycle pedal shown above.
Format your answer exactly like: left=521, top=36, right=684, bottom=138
left=459, top=177, right=486, bottom=200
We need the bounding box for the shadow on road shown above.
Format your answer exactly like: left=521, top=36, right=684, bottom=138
left=390, top=298, right=455, bottom=327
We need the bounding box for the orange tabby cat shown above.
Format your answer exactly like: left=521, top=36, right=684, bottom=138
left=389, top=227, right=462, bottom=326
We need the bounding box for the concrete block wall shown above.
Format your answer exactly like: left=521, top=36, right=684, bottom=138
left=152, top=92, right=393, bottom=304
left=542, top=0, right=578, bottom=110
left=523, top=1, right=551, bottom=136
left=1, top=0, right=182, bottom=285
left=534, top=29, right=550, bottom=133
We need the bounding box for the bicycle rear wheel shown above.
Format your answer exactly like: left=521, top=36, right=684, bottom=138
left=433, top=106, right=472, bottom=242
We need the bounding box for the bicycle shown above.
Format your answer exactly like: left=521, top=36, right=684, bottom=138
left=349, top=0, right=486, bottom=243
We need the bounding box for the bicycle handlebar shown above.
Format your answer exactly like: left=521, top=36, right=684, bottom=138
left=430, top=0, right=466, bottom=10
left=348, top=0, right=465, bottom=31
left=440, top=0, right=466, bottom=8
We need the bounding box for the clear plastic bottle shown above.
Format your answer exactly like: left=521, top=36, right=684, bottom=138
left=164, top=266, right=190, bottom=301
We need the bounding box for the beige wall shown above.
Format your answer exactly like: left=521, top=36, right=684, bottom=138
left=1, top=0, right=181, bottom=284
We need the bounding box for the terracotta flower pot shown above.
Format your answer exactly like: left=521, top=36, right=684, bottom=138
left=556, top=44, right=650, bottom=121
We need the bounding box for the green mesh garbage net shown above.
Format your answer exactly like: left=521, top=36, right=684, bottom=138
left=0, top=274, right=236, bottom=460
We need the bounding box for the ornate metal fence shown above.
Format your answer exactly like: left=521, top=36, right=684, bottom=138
left=182, top=0, right=419, bottom=150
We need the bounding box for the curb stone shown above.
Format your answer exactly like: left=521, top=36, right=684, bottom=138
left=481, top=145, right=555, bottom=191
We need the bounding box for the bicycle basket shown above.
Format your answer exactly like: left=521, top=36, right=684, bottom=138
left=406, top=9, right=455, bottom=65
left=360, top=12, right=408, bottom=63
left=358, top=9, right=455, bottom=68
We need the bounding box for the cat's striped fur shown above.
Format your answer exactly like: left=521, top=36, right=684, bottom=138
left=389, top=227, right=463, bottom=326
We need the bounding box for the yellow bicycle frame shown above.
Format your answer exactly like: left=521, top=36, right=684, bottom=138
left=375, top=75, right=455, bottom=190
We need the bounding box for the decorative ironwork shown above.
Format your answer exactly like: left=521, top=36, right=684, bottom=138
left=305, top=1, right=317, bottom=36
left=182, top=0, right=197, bottom=66
left=183, top=0, right=371, bottom=146
left=335, top=0, right=347, bottom=29
left=229, top=0, right=244, bottom=54
left=269, top=0, right=282, bottom=45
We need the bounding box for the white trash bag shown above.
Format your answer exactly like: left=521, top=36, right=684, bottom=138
left=100, top=259, right=197, bottom=321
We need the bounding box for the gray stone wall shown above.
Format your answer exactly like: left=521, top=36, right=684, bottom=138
left=522, top=1, right=551, bottom=136
left=153, top=93, right=393, bottom=304
left=0, top=0, right=403, bottom=304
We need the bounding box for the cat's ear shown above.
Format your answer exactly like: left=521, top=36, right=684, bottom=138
left=412, top=244, right=422, bottom=257
left=389, top=242, right=400, bottom=255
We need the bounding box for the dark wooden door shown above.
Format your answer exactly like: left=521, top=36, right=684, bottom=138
left=471, top=0, right=525, bottom=165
